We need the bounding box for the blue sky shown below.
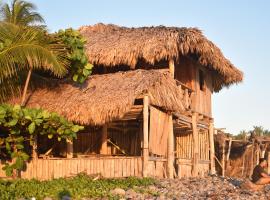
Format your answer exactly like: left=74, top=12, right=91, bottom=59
left=29, top=0, right=270, bottom=134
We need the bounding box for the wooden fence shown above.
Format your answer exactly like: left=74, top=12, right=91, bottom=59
left=0, top=156, right=143, bottom=180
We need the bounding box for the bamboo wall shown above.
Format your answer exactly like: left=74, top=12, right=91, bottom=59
left=175, top=130, right=210, bottom=160
left=175, top=130, right=210, bottom=177
left=174, top=57, right=213, bottom=117
left=176, top=158, right=210, bottom=178
left=0, top=157, right=143, bottom=180
left=148, top=160, right=167, bottom=178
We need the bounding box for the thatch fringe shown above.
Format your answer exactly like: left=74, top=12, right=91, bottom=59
left=79, top=23, right=243, bottom=91
left=10, top=70, right=184, bottom=125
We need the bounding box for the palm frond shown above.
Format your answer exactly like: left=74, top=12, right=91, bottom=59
left=0, top=23, right=69, bottom=81
left=0, top=0, right=44, bottom=26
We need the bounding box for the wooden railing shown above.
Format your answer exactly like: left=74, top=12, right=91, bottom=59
left=175, top=80, right=194, bottom=110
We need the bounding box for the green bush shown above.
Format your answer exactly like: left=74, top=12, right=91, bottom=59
left=0, top=104, right=84, bottom=176
left=0, top=174, right=155, bottom=200
left=55, top=28, right=93, bottom=83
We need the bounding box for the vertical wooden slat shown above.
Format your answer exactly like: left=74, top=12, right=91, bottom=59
left=192, top=113, right=199, bottom=177
left=67, top=139, right=73, bottom=158
left=209, top=121, right=215, bottom=174
left=167, top=114, right=174, bottom=178
left=100, top=125, right=108, bottom=155
left=143, top=95, right=149, bottom=177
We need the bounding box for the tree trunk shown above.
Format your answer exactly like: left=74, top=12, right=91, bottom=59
left=21, top=69, right=32, bottom=106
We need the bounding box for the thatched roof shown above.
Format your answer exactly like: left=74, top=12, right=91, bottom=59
left=79, top=23, right=243, bottom=92
left=10, top=70, right=184, bottom=126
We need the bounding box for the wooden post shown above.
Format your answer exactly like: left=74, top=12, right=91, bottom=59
left=249, top=141, right=254, bottom=178
left=226, top=138, right=232, bottom=170
left=100, top=125, right=108, bottom=155
left=32, top=135, right=38, bottom=160
left=169, top=59, right=175, bottom=78
left=67, top=139, right=73, bottom=158
left=192, top=113, right=199, bottom=177
left=167, top=114, right=174, bottom=178
left=209, top=121, right=215, bottom=175
left=143, top=95, right=149, bottom=177
left=267, top=152, right=270, bottom=174
left=226, top=138, right=232, bottom=161
left=221, top=141, right=225, bottom=177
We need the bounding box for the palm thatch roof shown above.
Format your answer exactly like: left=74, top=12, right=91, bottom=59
left=79, top=23, right=243, bottom=91
left=10, top=70, right=184, bottom=126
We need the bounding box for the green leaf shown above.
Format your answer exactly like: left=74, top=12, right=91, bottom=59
left=82, top=68, right=91, bottom=76
left=7, top=118, right=18, bottom=126
left=78, top=76, right=86, bottom=84
left=84, top=63, right=93, bottom=70
left=71, top=125, right=83, bottom=132
left=28, top=122, right=36, bottom=134
left=42, top=110, right=50, bottom=119
left=73, top=74, right=78, bottom=82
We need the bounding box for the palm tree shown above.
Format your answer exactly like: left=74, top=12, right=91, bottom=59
left=0, top=0, right=44, bottom=26
left=0, top=0, right=69, bottom=105
left=0, top=22, right=69, bottom=104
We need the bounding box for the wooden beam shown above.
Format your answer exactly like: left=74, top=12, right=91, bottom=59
left=66, top=139, right=73, bottom=158
left=32, top=135, right=38, bottom=160
left=169, top=59, right=175, bottom=78
left=192, top=113, right=199, bottom=177
left=100, top=125, right=108, bottom=155
left=143, top=95, right=149, bottom=177
left=167, top=114, right=174, bottom=178
left=209, top=121, right=215, bottom=175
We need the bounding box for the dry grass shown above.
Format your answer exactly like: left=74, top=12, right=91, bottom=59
left=10, top=70, right=184, bottom=125
left=79, top=23, right=243, bottom=91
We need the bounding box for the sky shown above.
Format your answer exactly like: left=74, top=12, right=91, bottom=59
left=27, top=0, right=270, bottom=134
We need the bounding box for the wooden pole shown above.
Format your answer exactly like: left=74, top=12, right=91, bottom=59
left=267, top=152, right=270, bottom=174
left=226, top=138, right=232, bottom=171
left=66, top=139, right=73, bottom=158
left=209, top=121, right=215, bottom=175
left=249, top=141, right=254, bottom=178
left=32, top=135, right=38, bottom=160
left=100, top=125, right=108, bottom=155
left=21, top=69, right=32, bottom=106
left=143, top=95, right=149, bottom=177
left=169, top=59, right=175, bottom=78
left=221, top=141, right=225, bottom=177
left=167, top=114, right=174, bottom=178
left=192, top=113, right=199, bottom=177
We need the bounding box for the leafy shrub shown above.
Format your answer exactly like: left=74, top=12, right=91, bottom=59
left=0, top=174, right=155, bottom=200
left=55, top=28, right=93, bottom=83
left=0, top=104, right=84, bottom=176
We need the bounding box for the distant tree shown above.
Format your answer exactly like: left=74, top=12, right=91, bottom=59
left=0, top=0, right=44, bottom=26
left=251, top=126, right=264, bottom=136
left=234, top=130, right=248, bottom=140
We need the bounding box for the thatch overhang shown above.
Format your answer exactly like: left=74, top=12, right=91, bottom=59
left=79, top=23, right=243, bottom=92
left=10, top=70, right=184, bottom=126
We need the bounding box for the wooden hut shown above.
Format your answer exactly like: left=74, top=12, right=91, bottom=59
left=0, top=24, right=243, bottom=180
left=215, top=132, right=270, bottom=178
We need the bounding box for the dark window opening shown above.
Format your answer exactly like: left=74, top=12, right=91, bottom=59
left=199, top=70, right=205, bottom=91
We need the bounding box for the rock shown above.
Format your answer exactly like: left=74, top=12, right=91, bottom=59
left=148, top=185, right=157, bottom=191
left=61, top=195, right=72, bottom=200
left=110, top=188, right=126, bottom=196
